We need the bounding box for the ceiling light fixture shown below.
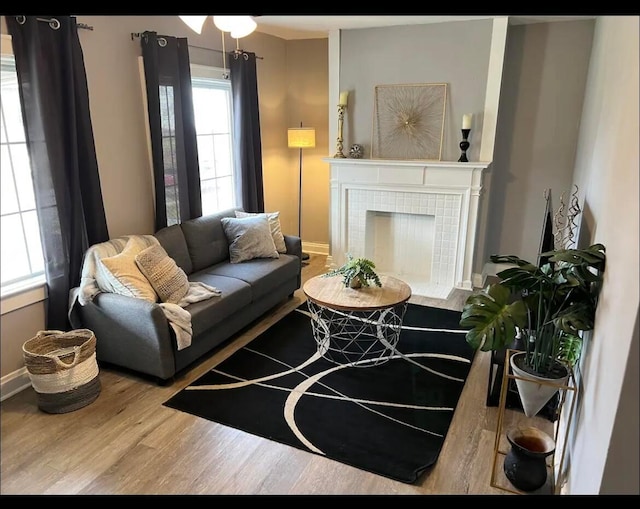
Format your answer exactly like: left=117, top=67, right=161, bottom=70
left=179, top=15, right=257, bottom=80
left=213, top=16, right=257, bottom=38
left=178, top=15, right=208, bottom=35
left=179, top=15, right=257, bottom=39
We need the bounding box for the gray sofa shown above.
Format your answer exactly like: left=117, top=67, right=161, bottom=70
left=71, top=207, right=302, bottom=383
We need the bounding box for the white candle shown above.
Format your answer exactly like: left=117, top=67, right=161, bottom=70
left=462, top=114, right=472, bottom=130
left=339, top=91, right=349, bottom=107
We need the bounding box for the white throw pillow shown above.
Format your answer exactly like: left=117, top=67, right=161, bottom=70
left=235, top=210, right=287, bottom=253
left=135, top=244, right=190, bottom=304
left=97, top=237, right=158, bottom=302
left=221, top=215, right=279, bottom=264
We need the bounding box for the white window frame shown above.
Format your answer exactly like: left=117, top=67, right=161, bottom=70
left=190, top=63, right=238, bottom=215
left=138, top=60, right=238, bottom=221
left=0, top=34, right=46, bottom=313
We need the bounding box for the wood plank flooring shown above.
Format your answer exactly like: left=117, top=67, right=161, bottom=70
left=0, top=255, right=554, bottom=495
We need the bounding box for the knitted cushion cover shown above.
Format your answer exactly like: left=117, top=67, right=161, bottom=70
left=135, top=243, right=190, bottom=304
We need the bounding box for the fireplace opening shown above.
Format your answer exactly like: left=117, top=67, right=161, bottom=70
left=364, top=210, right=435, bottom=284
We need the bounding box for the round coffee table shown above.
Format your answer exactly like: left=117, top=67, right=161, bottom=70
left=303, top=274, right=412, bottom=367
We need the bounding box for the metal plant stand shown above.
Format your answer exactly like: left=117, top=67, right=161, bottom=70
left=490, top=349, right=577, bottom=495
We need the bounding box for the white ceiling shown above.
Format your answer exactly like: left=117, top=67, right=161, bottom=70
left=254, top=15, right=597, bottom=40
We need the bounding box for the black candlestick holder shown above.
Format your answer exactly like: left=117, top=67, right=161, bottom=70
left=458, top=128, right=470, bottom=162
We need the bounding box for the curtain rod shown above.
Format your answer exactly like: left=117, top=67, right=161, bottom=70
left=15, top=16, right=94, bottom=31
left=130, top=32, right=263, bottom=59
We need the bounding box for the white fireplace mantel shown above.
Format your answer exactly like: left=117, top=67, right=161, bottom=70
left=323, top=158, right=491, bottom=299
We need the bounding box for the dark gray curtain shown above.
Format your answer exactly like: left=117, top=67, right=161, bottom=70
left=141, top=31, right=202, bottom=231
left=229, top=51, right=264, bottom=213
left=6, top=15, right=109, bottom=331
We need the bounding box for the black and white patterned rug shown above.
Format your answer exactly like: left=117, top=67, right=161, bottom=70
left=164, top=302, right=475, bottom=484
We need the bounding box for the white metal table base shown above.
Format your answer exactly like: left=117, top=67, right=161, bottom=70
left=306, top=300, right=409, bottom=367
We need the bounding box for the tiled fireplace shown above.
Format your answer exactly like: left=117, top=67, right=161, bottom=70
left=323, top=158, right=490, bottom=299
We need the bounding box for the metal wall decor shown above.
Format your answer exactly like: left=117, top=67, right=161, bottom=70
left=371, top=83, right=447, bottom=161
left=553, top=185, right=581, bottom=250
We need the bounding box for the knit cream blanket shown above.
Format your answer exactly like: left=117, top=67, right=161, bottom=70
left=69, top=235, right=220, bottom=350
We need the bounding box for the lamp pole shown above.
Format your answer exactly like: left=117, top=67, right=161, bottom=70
left=297, top=122, right=310, bottom=261
left=288, top=122, right=315, bottom=262
left=297, top=149, right=303, bottom=241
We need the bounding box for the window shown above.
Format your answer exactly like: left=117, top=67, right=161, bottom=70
left=190, top=64, right=236, bottom=216
left=139, top=60, right=236, bottom=223
left=158, top=82, right=180, bottom=226
left=0, top=54, right=45, bottom=294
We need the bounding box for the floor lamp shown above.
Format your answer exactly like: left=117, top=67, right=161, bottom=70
left=287, top=123, right=316, bottom=261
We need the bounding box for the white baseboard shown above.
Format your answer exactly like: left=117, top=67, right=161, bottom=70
left=325, top=255, right=334, bottom=269
left=1, top=367, right=31, bottom=402
left=302, top=241, right=329, bottom=256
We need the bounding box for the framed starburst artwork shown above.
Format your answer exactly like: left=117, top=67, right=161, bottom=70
left=371, top=83, right=447, bottom=161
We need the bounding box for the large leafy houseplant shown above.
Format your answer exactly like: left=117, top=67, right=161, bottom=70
left=460, top=243, right=606, bottom=377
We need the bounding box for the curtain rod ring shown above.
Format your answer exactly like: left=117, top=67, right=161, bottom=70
left=231, top=51, right=249, bottom=61
left=158, top=37, right=167, bottom=47
left=15, top=16, right=61, bottom=30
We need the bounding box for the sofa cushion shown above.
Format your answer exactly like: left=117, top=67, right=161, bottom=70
left=181, top=208, right=238, bottom=272
left=135, top=244, right=190, bottom=304
left=205, top=255, right=299, bottom=300
left=235, top=210, right=287, bottom=253
left=221, top=215, right=279, bottom=264
left=186, top=272, right=252, bottom=337
left=97, top=236, right=158, bottom=302
left=154, top=224, right=193, bottom=275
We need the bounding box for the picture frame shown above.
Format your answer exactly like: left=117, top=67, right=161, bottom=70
left=371, top=83, right=447, bottom=161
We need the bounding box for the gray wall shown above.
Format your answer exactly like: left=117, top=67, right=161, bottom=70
left=339, top=18, right=596, bottom=275
left=564, top=15, right=639, bottom=494
left=285, top=39, right=330, bottom=245
left=600, top=308, right=639, bottom=494
left=483, top=20, right=595, bottom=266
left=340, top=20, right=493, bottom=162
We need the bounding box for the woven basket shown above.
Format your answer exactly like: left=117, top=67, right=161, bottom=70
left=22, top=329, right=101, bottom=414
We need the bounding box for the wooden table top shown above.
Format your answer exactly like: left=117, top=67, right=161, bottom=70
left=303, top=274, right=412, bottom=312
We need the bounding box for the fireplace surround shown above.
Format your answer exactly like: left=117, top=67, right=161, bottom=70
left=324, top=158, right=491, bottom=299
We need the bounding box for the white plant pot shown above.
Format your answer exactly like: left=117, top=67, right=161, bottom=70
left=510, top=352, right=570, bottom=418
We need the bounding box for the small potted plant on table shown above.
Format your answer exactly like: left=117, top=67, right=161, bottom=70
left=323, top=254, right=382, bottom=289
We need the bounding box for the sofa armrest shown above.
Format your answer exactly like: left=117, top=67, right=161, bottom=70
left=284, top=234, right=302, bottom=260
left=284, top=234, right=303, bottom=291
left=92, top=292, right=168, bottom=331
left=73, top=292, right=176, bottom=380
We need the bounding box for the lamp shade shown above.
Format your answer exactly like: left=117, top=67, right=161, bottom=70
left=179, top=15, right=208, bottom=34
left=288, top=128, right=316, bottom=149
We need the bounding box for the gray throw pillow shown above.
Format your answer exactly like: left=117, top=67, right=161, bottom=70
left=221, top=215, right=279, bottom=264
left=235, top=210, right=287, bottom=253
